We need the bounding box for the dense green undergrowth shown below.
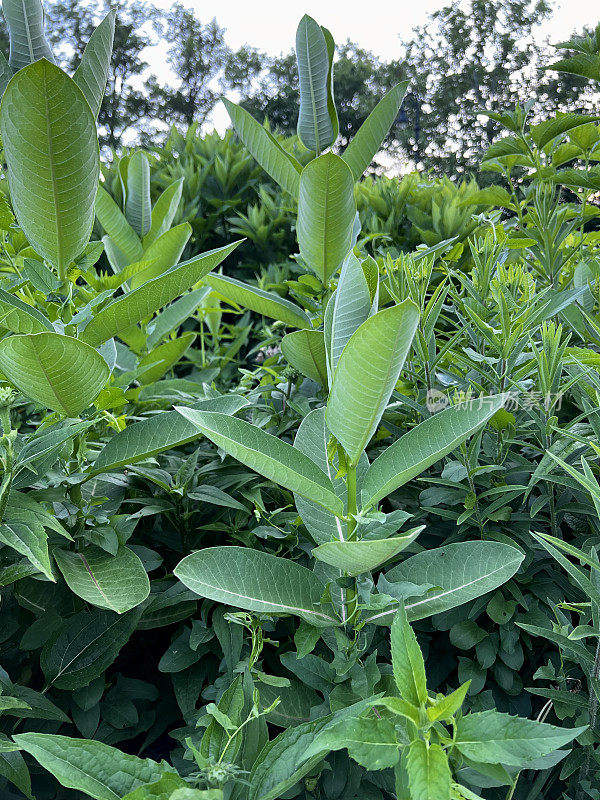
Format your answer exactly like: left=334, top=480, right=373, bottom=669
left=2, top=3, right=600, bottom=800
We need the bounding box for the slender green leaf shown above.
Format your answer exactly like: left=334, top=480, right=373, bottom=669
left=143, top=178, right=183, bottom=248
left=223, top=98, right=301, bottom=196
left=0, top=288, right=54, bottom=334
left=326, top=300, right=419, bottom=465
left=342, top=82, right=409, bottom=178
left=391, top=604, right=427, bottom=706
left=174, top=546, right=337, bottom=626
left=95, top=185, right=143, bottom=263
left=3, top=0, right=53, bottom=70
left=81, top=241, right=241, bottom=347
left=125, top=151, right=152, bottom=238
left=89, top=395, right=249, bottom=476
left=0, top=519, right=52, bottom=579
left=205, top=273, right=310, bottom=328
left=0, top=332, right=109, bottom=416
left=73, top=9, right=115, bottom=118
left=174, top=408, right=344, bottom=516
left=361, top=396, right=506, bottom=509
left=295, top=14, right=335, bottom=152
left=137, top=332, right=195, bottom=385
left=329, top=252, right=372, bottom=373
left=129, top=224, right=191, bottom=289
left=0, top=60, right=99, bottom=272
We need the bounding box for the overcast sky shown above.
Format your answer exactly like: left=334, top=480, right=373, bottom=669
left=145, top=0, right=600, bottom=131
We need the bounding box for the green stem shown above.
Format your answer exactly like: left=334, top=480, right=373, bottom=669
left=344, top=462, right=358, bottom=625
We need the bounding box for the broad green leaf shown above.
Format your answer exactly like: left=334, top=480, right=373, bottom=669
left=312, top=527, right=423, bottom=576
left=73, top=9, right=115, bottom=118
left=297, top=152, right=356, bottom=282
left=174, top=546, right=337, bottom=627
left=129, top=224, right=191, bottom=289
left=329, top=252, right=372, bottom=373
left=406, top=740, right=451, bottom=800
left=293, top=407, right=368, bottom=545
left=0, top=519, right=53, bottom=579
left=54, top=545, right=150, bottom=613
left=223, top=99, right=301, bottom=197
left=13, top=733, right=168, bottom=800
left=0, top=288, right=54, bottom=334
left=0, top=60, right=99, bottom=272
left=89, top=395, right=249, bottom=476
left=126, top=151, right=152, bottom=238
left=0, top=332, right=109, bottom=416
left=326, top=300, right=419, bottom=466
left=391, top=604, right=427, bottom=706
left=361, top=396, right=506, bottom=509
left=121, top=773, right=188, bottom=800
left=281, top=329, right=327, bottom=385
left=174, top=408, right=343, bottom=516
left=454, top=711, right=586, bottom=767
left=205, top=273, right=310, bottom=328
left=143, top=178, right=184, bottom=248
left=295, top=14, right=335, bottom=152
left=3, top=0, right=54, bottom=70
left=530, top=113, right=600, bottom=149
left=95, top=185, right=143, bottom=263
left=367, top=542, right=525, bottom=624
left=305, top=716, right=399, bottom=770
left=137, top=331, right=195, bottom=385
left=41, top=607, right=141, bottom=689
left=81, top=241, right=241, bottom=347
left=342, top=82, right=409, bottom=178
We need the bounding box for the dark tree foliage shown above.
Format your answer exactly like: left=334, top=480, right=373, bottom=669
left=148, top=5, right=229, bottom=129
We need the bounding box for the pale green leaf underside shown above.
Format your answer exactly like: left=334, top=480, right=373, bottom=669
left=89, top=395, right=249, bottom=476
left=223, top=98, right=301, bottom=197
left=0, top=59, right=99, bottom=271
left=3, top=0, right=54, bottom=71
left=174, top=546, right=337, bottom=626
left=73, top=9, right=115, bottom=118
left=312, top=527, right=423, bottom=576
left=361, top=396, right=507, bottom=508
left=0, top=287, right=54, bottom=334
left=342, top=81, right=409, bottom=179
left=95, top=185, right=143, bottom=263
left=297, top=152, right=356, bottom=282
left=326, top=300, right=419, bottom=465
left=174, top=408, right=344, bottom=516
left=126, top=151, right=152, bottom=238
left=296, top=14, right=335, bottom=152
left=368, top=541, right=525, bottom=624
left=281, top=329, right=328, bottom=385
left=205, top=273, right=310, bottom=329
left=81, top=241, right=241, bottom=347
left=0, top=332, right=109, bottom=416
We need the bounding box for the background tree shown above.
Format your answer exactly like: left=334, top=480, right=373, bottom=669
left=148, top=5, right=230, bottom=129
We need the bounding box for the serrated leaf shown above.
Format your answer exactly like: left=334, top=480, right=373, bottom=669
left=406, top=740, right=450, bottom=800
